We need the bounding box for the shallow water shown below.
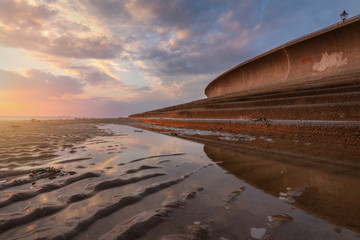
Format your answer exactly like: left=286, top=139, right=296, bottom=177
left=0, top=122, right=359, bottom=239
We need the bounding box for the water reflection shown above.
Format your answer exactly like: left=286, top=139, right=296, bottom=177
left=203, top=142, right=360, bottom=231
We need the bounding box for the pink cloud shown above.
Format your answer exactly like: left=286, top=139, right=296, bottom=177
left=0, top=1, right=122, bottom=59
left=0, top=0, right=57, bottom=29
left=0, top=69, right=84, bottom=100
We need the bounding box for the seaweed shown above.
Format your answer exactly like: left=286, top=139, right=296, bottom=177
left=29, top=167, right=63, bottom=180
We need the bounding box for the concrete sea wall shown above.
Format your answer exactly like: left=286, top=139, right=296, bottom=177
left=205, top=16, right=360, bottom=98
left=129, top=17, right=360, bottom=146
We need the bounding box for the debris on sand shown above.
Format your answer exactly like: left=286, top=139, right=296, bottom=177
left=29, top=167, right=64, bottom=180
left=223, top=186, right=246, bottom=210
left=252, top=118, right=270, bottom=126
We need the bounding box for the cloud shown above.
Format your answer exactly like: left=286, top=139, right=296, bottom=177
left=0, top=0, right=262, bottom=83
left=103, top=1, right=262, bottom=80
left=46, top=35, right=121, bottom=59
left=48, top=60, right=123, bottom=87
left=87, top=0, right=130, bottom=21
left=26, top=69, right=84, bottom=96
left=0, top=69, right=84, bottom=100
left=77, top=66, right=120, bottom=86
left=52, top=19, right=90, bottom=33
left=0, top=0, right=57, bottom=29
left=127, top=0, right=202, bottom=29
left=0, top=0, right=122, bottom=59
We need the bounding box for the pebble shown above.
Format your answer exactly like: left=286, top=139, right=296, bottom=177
left=196, top=186, right=204, bottom=191
left=194, top=221, right=201, bottom=225
left=250, top=228, right=266, bottom=239
left=224, top=204, right=230, bottom=210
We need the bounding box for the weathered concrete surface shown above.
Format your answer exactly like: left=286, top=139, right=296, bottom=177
left=205, top=16, right=360, bottom=98
left=131, top=77, right=360, bottom=121
left=129, top=78, right=360, bottom=145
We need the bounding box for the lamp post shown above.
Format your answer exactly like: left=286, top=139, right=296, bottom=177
left=340, top=10, right=348, bottom=22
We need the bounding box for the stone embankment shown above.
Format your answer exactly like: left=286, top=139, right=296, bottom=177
left=129, top=74, right=360, bottom=145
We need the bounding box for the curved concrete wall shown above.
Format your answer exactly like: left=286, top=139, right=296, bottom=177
left=205, top=16, right=360, bottom=98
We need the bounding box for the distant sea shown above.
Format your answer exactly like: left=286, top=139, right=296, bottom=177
left=0, top=116, right=74, bottom=121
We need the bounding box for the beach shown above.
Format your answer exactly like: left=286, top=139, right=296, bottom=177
left=0, top=119, right=359, bottom=240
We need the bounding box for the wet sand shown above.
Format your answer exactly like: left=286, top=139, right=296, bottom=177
left=0, top=119, right=359, bottom=239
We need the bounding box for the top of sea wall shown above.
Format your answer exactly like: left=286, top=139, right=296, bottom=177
left=205, top=15, right=360, bottom=98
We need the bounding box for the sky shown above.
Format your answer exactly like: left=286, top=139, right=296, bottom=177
left=0, top=0, right=359, bottom=118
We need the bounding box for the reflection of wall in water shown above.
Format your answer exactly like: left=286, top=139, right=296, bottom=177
left=203, top=143, right=360, bottom=231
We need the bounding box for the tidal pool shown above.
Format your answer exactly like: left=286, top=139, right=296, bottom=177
left=0, top=122, right=359, bottom=239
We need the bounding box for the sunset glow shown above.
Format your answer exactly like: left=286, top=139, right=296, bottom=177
left=0, top=0, right=359, bottom=117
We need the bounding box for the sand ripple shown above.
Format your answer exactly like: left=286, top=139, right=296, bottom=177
left=0, top=120, right=215, bottom=239
left=100, top=188, right=201, bottom=240
left=0, top=172, right=101, bottom=208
